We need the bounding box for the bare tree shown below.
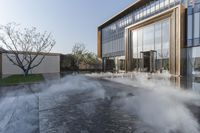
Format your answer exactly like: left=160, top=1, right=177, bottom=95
left=72, top=43, right=100, bottom=71
left=0, top=23, right=55, bottom=76
left=72, top=43, right=87, bottom=71
left=83, top=52, right=100, bottom=70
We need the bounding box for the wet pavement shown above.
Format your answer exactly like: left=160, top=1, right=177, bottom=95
left=0, top=75, right=199, bottom=133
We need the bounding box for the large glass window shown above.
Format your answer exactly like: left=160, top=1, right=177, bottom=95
left=147, top=5, right=151, bottom=15
left=160, top=0, right=165, bottom=9
left=131, top=19, right=170, bottom=72
left=101, top=0, right=181, bottom=58
left=155, top=1, right=160, bottom=11
left=138, top=29, right=143, bottom=70
left=155, top=22, right=162, bottom=70
left=132, top=30, right=138, bottom=70
left=170, top=0, right=175, bottom=4
left=150, top=3, right=155, bottom=13
left=187, top=15, right=193, bottom=46
left=191, top=47, right=200, bottom=73
left=162, top=20, right=170, bottom=71
left=165, top=0, right=169, bottom=6
left=138, top=29, right=143, bottom=58
left=194, top=11, right=200, bottom=46
left=143, top=25, right=154, bottom=51
left=132, top=30, right=138, bottom=58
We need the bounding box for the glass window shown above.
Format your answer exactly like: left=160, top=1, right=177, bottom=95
left=165, top=0, right=169, bottom=7
left=132, top=30, right=138, bottom=70
left=143, top=24, right=155, bottom=51
left=192, top=47, right=200, bottom=73
left=132, top=30, right=138, bottom=58
left=162, top=20, right=170, bottom=58
left=140, top=10, right=143, bottom=19
left=128, top=15, right=133, bottom=24
left=151, top=3, right=155, bottom=13
left=155, top=22, right=162, bottom=70
left=147, top=5, right=151, bottom=15
left=187, top=15, right=193, bottom=46
left=138, top=29, right=143, bottom=70
left=162, top=20, right=170, bottom=71
left=194, top=4, right=200, bottom=13
left=138, top=29, right=143, bottom=57
left=156, top=1, right=160, bottom=11
left=160, top=0, right=165, bottom=9
left=170, top=0, right=175, bottom=4
left=155, top=22, right=162, bottom=59
left=194, top=12, right=200, bottom=46
left=135, top=11, right=138, bottom=20
left=188, top=6, right=193, bottom=15
left=143, top=7, right=147, bottom=17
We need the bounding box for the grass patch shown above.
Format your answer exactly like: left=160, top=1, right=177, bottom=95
left=0, top=74, right=44, bottom=85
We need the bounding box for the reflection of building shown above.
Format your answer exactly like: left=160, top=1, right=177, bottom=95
left=98, top=0, right=200, bottom=89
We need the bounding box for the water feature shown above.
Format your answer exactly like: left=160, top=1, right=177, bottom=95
left=0, top=72, right=199, bottom=133
left=88, top=72, right=200, bottom=133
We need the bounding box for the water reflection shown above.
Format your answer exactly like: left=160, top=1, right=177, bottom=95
left=157, top=75, right=200, bottom=93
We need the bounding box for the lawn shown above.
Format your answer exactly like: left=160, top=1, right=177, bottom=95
left=0, top=74, right=45, bottom=85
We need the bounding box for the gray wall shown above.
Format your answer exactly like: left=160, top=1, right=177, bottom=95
left=0, top=53, right=2, bottom=75
left=2, top=53, right=60, bottom=75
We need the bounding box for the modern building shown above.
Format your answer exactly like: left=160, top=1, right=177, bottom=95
left=98, top=0, right=200, bottom=79
left=0, top=49, right=60, bottom=76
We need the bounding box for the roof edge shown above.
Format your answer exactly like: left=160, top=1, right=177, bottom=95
left=98, top=0, right=141, bottom=29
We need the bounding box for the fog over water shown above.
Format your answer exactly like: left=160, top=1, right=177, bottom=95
left=0, top=73, right=199, bottom=133
left=104, top=72, right=200, bottom=133
left=0, top=76, right=106, bottom=133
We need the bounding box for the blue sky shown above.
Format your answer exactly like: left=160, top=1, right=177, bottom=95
left=0, top=0, right=134, bottom=54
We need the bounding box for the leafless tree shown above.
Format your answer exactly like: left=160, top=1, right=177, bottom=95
left=72, top=43, right=100, bottom=71
left=83, top=52, right=100, bottom=70
left=0, top=23, right=55, bottom=76
left=72, top=43, right=87, bottom=71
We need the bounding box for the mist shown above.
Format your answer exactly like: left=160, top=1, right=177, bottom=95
left=0, top=75, right=105, bottom=133
left=107, top=72, right=200, bottom=133
left=0, top=73, right=200, bottom=133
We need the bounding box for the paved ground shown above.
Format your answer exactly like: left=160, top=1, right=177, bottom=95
left=0, top=75, right=199, bottom=133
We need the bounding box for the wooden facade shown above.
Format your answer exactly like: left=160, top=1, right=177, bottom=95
left=97, top=29, right=102, bottom=58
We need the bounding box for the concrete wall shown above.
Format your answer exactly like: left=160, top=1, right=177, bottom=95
left=0, top=53, right=2, bottom=75
left=2, top=53, right=60, bottom=75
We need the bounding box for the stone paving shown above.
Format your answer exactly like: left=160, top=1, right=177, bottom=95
left=0, top=76, right=199, bottom=133
left=38, top=78, right=141, bottom=133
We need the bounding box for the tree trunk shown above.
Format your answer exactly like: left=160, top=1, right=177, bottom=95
left=77, top=60, right=80, bottom=73
left=23, top=69, right=29, bottom=77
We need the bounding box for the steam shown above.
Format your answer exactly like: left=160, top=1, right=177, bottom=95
left=109, top=72, right=200, bottom=133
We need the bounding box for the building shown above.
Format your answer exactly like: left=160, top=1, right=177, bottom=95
left=98, top=0, right=200, bottom=78
left=0, top=49, right=60, bottom=76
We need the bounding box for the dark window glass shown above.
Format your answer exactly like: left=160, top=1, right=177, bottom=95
left=188, top=6, right=193, bottom=15
left=194, top=12, right=200, bottom=46
left=194, top=4, right=200, bottom=13
left=187, top=15, right=193, bottom=47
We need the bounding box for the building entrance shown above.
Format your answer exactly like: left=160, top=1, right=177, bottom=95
left=140, top=50, right=157, bottom=73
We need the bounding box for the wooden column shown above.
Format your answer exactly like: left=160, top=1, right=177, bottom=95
left=97, top=29, right=102, bottom=58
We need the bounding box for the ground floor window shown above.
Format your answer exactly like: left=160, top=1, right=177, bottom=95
left=103, top=56, right=125, bottom=72
left=131, top=18, right=170, bottom=73
left=189, top=47, right=200, bottom=74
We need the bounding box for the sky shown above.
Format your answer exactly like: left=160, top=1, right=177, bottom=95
left=0, top=0, right=134, bottom=54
